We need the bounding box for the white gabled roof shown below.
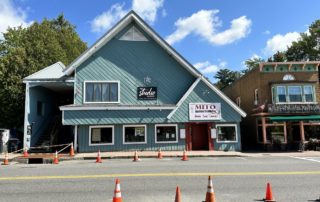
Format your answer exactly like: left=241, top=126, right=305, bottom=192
left=24, top=61, right=66, bottom=81
left=62, top=11, right=246, bottom=118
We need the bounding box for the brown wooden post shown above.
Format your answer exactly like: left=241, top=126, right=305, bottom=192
left=299, top=121, right=305, bottom=142
left=262, top=117, right=267, bottom=144
left=185, top=123, right=192, bottom=151
left=283, top=122, right=287, bottom=143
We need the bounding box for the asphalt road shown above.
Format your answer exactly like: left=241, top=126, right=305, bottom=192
left=0, top=156, right=320, bottom=202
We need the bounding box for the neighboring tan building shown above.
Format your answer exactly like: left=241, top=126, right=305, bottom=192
left=23, top=11, right=246, bottom=152
left=223, top=61, right=320, bottom=150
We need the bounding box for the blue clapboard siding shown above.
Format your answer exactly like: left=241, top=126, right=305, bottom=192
left=64, top=110, right=171, bottom=125
left=170, top=80, right=242, bottom=123
left=78, top=123, right=186, bottom=152
left=74, top=22, right=195, bottom=105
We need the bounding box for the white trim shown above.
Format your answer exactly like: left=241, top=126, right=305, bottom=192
left=61, top=12, right=246, bottom=118
left=167, top=78, right=201, bottom=119
left=154, top=124, right=178, bottom=144
left=201, top=77, right=247, bottom=117
left=23, top=79, right=74, bottom=84
left=74, top=125, right=78, bottom=151
left=89, top=125, right=114, bottom=146
left=62, top=110, right=65, bottom=125
left=60, top=105, right=175, bottom=111
left=74, top=69, right=77, bottom=105
left=23, top=83, right=30, bottom=148
left=64, top=14, right=133, bottom=75
left=83, top=80, right=120, bottom=104
left=122, top=125, right=147, bottom=144
left=63, top=12, right=201, bottom=77
left=216, top=124, right=238, bottom=143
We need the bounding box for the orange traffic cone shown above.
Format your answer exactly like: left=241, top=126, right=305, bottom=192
left=23, top=147, right=29, bottom=157
left=181, top=150, right=188, bottom=161
left=69, top=143, right=75, bottom=157
left=96, top=150, right=102, bottom=163
left=157, top=149, right=163, bottom=159
left=264, top=182, right=276, bottom=202
left=53, top=151, right=59, bottom=164
left=113, top=178, right=122, bottom=202
left=205, top=176, right=216, bottom=202
left=175, top=186, right=181, bottom=202
left=2, top=152, right=9, bottom=165
left=133, top=150, right=141, bottom=162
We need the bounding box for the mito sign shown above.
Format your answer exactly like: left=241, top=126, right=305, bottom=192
left=189, top=103, right=221, bottom=120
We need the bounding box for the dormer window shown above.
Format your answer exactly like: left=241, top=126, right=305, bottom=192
left=84, top=81, right=120, bottom=103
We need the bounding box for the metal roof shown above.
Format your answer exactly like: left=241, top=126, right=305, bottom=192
left=23, top=61, right=67, bottom=81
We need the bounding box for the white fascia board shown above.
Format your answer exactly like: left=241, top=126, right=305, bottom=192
left=23, top=79, right=74, bottom=84
left=132, top=15, right=201, bottom=77
left=59, top=106, right=176, bottom=111
left=64, top=15, right=132, bottom=76
left=201, top=77, right=247, bottom=118
left=167, top=78, right=201, bottom=119
left=63, top=13, right=201, bottom=78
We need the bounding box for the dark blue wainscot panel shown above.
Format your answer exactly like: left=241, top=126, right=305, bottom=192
left=213, top=123, right=242, bottom=151
left=78, top=123, right=186, bottom=152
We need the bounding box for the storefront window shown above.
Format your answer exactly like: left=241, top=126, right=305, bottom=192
left=266, top=126, right=285, bottom=143
left=155, top=125, right=178, bottom=143
left=89, top=126, right=114, bottom=145
left=85, top=81, right=119, bottom=103
left=216, top=125, right=237, bottom=142
left=123, top=125, right=146, bottom=144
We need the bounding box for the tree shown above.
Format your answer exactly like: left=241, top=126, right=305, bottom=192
left=243, top=57, right=265, bottom=73
left=0, top=14, right=87, bottom=129
left=284, top=19, right=320, bottom=61
left=214, top=68, right=239, bottom=89
left=268, top=51, right=286, bottom=62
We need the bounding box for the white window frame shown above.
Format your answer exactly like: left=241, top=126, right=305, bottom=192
left=303, top=85, right=315, bottom=103
left=276, top=86, right=287, bottom=103
left=123, top=125, right=147, bottom=144
left=89, top=125, right=114, bottom=146
left=216, top=124, right=238, bottom=143
left=287, top=86, right=302, bottom=103
left=154, top=124, right=178, bottom=144
left=83, top=80, right=120, bottom=104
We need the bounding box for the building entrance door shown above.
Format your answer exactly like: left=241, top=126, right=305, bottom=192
left=190, top=123, right=209, bottom=150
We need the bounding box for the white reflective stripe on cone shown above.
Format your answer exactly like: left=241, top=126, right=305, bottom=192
left=115, top=191, right=121, bottom=198
left=207, top=186, right=214, bottom=193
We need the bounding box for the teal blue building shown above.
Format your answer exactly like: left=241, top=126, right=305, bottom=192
left=23, top=11, right=246, bottom=152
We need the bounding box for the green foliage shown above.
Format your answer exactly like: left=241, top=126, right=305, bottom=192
left=214, top=68, right=240, bottom=89
left=283, top=19, right=320, bottom=61
left=0, top=14, right=87, bottom=129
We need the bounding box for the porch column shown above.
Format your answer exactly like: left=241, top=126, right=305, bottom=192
left=283, top=122, right=287, bottom=143
left=299, top=121, right=305, bottom=142
left=74, top=125, right=78, bottom=152
left=23, top=82, right=30, bottom=148
left=262, top=117, right=267, bottom=144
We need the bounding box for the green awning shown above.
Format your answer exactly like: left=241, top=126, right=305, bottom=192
left=269, top=115, right=320, bottom=121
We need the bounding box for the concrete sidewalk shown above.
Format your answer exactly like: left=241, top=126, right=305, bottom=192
left=1, top=150, right=320, bottom=161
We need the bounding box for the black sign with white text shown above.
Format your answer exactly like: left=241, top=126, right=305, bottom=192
left=137, top=87, right=157, bottom=100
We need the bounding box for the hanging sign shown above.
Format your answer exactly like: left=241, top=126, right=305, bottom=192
left=137, top=87, right=157, bottom=100
left=189, top=103, right=221, bottom=120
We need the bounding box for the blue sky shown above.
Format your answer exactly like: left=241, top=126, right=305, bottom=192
left=1, top=0, right=320, bottom=81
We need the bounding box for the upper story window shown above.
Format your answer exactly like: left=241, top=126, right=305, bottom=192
left=84, top=81, right=120, bottom=103
left=283, top=74, right=295, bottom=81
left=273, top=84, right=315, bottom=103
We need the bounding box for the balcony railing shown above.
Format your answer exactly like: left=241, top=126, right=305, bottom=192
left=267, top=103, right=320, bottom=114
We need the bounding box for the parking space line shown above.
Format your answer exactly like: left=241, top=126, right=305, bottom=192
left=291, top=156, right=320, bottom=163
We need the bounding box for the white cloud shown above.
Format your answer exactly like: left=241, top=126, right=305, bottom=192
left=91, top=3, right=127, bottom=34
left=91, top=0, right=164, bottom=33
left=132, top=0, right=164, bottom=24
left=264, top=32, right=301, bottom=55
left=0, top=0, right=32, bottom=38
left=194, top=61, right=226, bottom=74
left=166, top=10, right=252, bottom=46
